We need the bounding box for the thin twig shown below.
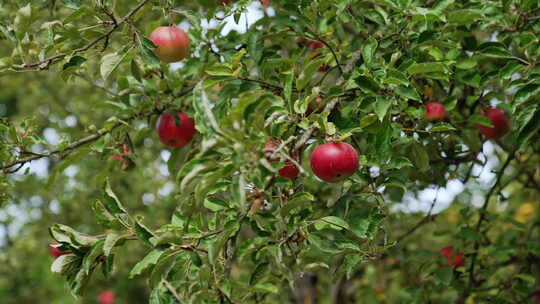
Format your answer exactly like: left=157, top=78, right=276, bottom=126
left=464, top=153, right=514, bottom=298
left=1, top=108, right=162, bottom=173
left=396, top=188, right=440, bottom=243
left=162, top=279, right=183, bottom=302
left=13, top=0, right=150, bottom=70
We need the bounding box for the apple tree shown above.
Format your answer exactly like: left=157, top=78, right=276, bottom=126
left=1, top=0, right=540, bottom=303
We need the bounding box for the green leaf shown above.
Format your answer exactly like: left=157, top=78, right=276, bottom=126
left=455, top=59, right=477, bottom=70
left=448, top=9, right=482, bottom=24
left=499, top=61, right=523, bottom=80
left=407, top=62, right=446, bottom=75
left=361, top=38, right=378, bottom=64
left=395, top=86, right=421, bottom=101
left=103, top=233, right=124, bottom=256
left=478, top=46, right=512, bottom=59
left=62, top=55, right=86, bottom=71
left=434, top=267, right=453, bottom=285
left=51, top=254, right=80, bottom=275
left=103, top=179, right=128, bottom=215
left=355, top=75, right=380, bottom=93
left=62, top=0, right=82, bottom=9
left=514, top=84, right=540, bottom=108
left=101, top=52, right=127, bottom=80
left=411, top=142, right=429, bottom=172
left=360, top=113, right=378, bottom=128
left=50, top=224, right=99, bottom=249
left=82, top=239, right=105, bottom=275
left=129, top=249, right=165, bottom=278
left=314, top=216, right=350, bottom=231
left=206, top=64, right=234, bottom=76
left=374, top=97, right=391, bottom=121
left=138, top=36, right=160, bottom=66
left=134, top=216, right=155, bottom=247
left=296, top=58, right=324, bottom=91
left=429, top=123, right=456, bottom=132
left=281, top=192, right=314, bottom=216
left=469, top=114, right=493, bottom=127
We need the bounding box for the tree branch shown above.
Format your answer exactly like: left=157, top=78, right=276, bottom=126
left=464, top=152, right=514, bottom=297
left=1, top=112, right=146, bottom=173
left=13, top=0, right=150, bottom=70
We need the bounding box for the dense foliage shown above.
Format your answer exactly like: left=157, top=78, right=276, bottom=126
left=1, top=0, right=540, bottom=303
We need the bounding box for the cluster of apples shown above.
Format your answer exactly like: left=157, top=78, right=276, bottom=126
left=147, top=26, right=360, bottom=183
left=425, top=102, right=510, bottom=139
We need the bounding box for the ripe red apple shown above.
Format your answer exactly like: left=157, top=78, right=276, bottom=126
left=49, top=243, right=70, bottom=258
left=439, top=246, right=464, bottom=267
left=425, top=102, right=446, bottom=121
left=156, top=112, right=196, bottom=148
left=149, top=27, right=190, bottom=63
left=476, top=108, right=510, bottom=139
left=98, top=290, right=115, bottom=304
left=265, top=141, right=300, bottom=180
left=310, top=142, right=359, bottom=183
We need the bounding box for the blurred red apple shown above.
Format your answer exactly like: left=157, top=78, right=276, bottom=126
left=425, top=102, right=446, bottom=121
left=98, top=290, right=115, bottom=304
left=476, top=108, right=510, bottom=139
left=439, top=246, right=464, bottom=267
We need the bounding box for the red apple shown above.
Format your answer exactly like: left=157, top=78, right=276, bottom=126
left=149, top=27, right=190, bottom=63
left=156, top=112, right=196, bottom=148
left=264, top=141, right=300, bottom=180
left=310, top=142, right=359, bottom=183
left=49, top=243, right=70, bottom=258
left=476, top=108, right=510, bottom=139
left=425, top=102, right=446, bottom=121
left=98, top=290, right=115, bottom=304
left=439, top=246, right=464, bottom=268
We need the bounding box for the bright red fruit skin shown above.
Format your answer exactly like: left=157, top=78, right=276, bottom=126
left=265, top=141, right=299, bottom=180
left=98, top=290, right=115, bottom=304
left=310, top=142, right=359, bottom=183
left=278, top=161, right=300, bottom=179
left=439, top=246, right=464, bottom=267
left=149, top=27, right=190, bottom=63
left=425, top=102, right=446, bottom=121
left=476, top=108, right=510, bottom=139
left=49, top=243, right=69, bottom=258
left=156, top=112, right=196, bottom=148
